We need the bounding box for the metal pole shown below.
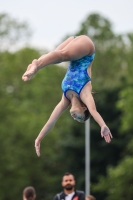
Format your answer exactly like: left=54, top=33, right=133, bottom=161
left=85, top=118, right=90, bottom=196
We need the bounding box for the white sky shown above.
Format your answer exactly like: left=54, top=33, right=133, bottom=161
left=0, top=0, right=133, bottom=50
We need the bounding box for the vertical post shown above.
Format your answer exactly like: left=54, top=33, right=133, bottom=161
left=85, top=119, right=90, bottom=196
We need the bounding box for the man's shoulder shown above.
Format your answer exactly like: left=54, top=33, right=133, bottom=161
left=54, top=190, right=85, bottom=200
left=73, top=190, right=85, bottom=200
left=58, top=191, right=64, bottom=196
left=75, top=190, right=85, bottom=194
left=54, top=191, right=65, bottom=200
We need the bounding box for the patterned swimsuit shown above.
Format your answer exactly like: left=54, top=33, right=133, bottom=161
left=61, top=52, right=95, bottom=100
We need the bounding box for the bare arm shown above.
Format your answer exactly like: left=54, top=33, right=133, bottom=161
left=35, top=95, right=70, bottom=156
left=81, top=91, right=113, bottom=143
left=84, top=93, right=106, bottom=126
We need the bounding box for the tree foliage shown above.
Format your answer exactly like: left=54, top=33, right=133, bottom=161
left=0, top=12, right=133, bottom=200
left=0, top=13, right=31, bottom=51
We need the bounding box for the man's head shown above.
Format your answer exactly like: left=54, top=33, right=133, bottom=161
left=62, top=172, right=75, bottom=192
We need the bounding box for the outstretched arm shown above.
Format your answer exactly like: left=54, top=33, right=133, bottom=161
left=35, top=95, right=70, bottom=157
left=81, top=91, right=113, bottom=143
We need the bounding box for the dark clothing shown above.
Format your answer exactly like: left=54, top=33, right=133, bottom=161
left=53, top=190, right=85, bottom=200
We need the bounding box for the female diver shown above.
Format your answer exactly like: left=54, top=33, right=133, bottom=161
left=22, top=35, right=113, bottom=157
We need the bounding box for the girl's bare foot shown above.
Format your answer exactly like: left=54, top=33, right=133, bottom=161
left=22, top=59, right=38, bottom=81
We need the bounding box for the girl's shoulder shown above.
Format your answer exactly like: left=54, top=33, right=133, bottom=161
left=80, top=82, right=92, bottom=99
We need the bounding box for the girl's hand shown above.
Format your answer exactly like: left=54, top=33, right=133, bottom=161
left=35, top=138, right=41, bottom=157
left=22, top=59, right=38, bottom=81
left=101, top=125, right=113, bottom=143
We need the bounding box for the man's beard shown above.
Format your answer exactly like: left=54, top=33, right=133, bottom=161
left=64, top=184, right=75, bottom=191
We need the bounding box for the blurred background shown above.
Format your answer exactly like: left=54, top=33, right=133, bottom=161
left=0, top=0, right=133, bottom=200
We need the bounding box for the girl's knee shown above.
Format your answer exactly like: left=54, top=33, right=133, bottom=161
left=55, top=49, right=70, bottom=62
left=56, top=49, right=70, bottom=61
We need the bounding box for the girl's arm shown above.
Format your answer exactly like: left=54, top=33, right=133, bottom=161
left=35, top=95, right=70, bottom=157
left=81, top=92, right=113, bottom=143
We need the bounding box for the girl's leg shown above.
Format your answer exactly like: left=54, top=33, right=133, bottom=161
left=22, top=35, right=95, bottom=81
left=38, top=35, right=95, bottom=67
left=59, top=35, right=95, bottom=61
left=22, top=37, right=75, bottom=81
left=55, top=36, right=74, bottom=50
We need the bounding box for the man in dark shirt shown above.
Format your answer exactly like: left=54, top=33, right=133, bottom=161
left=53, top=172, right=85, bottom=200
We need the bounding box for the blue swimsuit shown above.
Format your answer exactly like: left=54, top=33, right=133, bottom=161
left=61, top=52, right=95, bottom=100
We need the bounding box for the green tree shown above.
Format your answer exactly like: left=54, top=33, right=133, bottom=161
left=92, top=156, right=133, bottom=200
left=1, top=12, right=133, bottom=200
left=117, top=33, right=133, bottom=132
left=87, top=31, right=133, bottom=199
left=0, top=47, right=69, bottom=200
left=0, top=13, right=31, bottom=51
left=61, top=13, right=132, bottom=199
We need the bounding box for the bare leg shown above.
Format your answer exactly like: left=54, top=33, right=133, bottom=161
left=22, top=35, right=95, bottom=82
